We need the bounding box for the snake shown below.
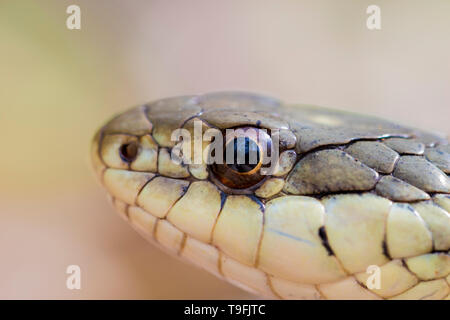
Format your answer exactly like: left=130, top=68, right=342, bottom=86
left=91, top=92, right=450, bottom=300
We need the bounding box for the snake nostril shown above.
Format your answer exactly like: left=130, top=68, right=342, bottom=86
left=119, top=141, right=138, bottom=163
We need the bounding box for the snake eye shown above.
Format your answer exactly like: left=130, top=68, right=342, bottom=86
left=211, top=127, right=271, bottom=189
left=119, top=141, right=138, bottom=163
left=226, top=137, right=261, bottom=173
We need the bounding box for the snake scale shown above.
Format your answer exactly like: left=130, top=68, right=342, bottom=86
left=91, top=92, right=450, bottom=300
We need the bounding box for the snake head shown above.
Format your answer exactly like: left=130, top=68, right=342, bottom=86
left=91, top=92, right=450, bottom=299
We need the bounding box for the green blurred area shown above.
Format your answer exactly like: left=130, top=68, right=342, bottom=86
left=0, top=1, right=131, bottom=195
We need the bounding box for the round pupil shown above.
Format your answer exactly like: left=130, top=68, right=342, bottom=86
left=226, top=137, right=260, bottom=173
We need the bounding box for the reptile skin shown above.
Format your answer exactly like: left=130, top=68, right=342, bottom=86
left=91, top=92, right=450, bottom=300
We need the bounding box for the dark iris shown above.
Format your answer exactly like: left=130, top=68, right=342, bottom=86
left=226, top=137, right=260, bottom=173
left=119, top=142, right=138, bottom=163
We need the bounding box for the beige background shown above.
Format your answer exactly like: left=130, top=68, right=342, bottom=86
left=0, top=0, right=449, bottom=299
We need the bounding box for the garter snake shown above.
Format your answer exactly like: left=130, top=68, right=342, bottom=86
left=91, top=92, right=450, bottom=300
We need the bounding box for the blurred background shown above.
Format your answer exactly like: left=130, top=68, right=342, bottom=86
left=0, top=0, right=449, bottom=299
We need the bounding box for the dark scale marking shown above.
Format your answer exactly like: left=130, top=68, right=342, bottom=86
left=318, top=226, right=334, bottom=256
left=382, top=240, right=392, bottom=259
left=220, top=192, right=227, bottom=209
left=430, top=248, right=449, bottom=254
left=181, top=185, right=189, bottom=194
left=247, top=195, right=265, bottom=212
left=401, top=259, right=409, bottom=269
